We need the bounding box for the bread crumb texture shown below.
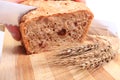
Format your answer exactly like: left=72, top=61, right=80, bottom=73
left=20, top=1, right=94, bottom=54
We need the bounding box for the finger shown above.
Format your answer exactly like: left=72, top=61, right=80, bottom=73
left=6, top=0, right=24, bottom=3
left=14, top=0, right=25, bottom=3
left=6, top=26, right=21, bottom=41
left=75, top=0, right=86, bottom=3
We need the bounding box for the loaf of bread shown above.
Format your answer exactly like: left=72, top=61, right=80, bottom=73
left=20, top=1, right=94, bottom=54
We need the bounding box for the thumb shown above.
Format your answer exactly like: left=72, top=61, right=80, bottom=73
left=75, top=0, right=86, bottom=3
left=6, top=0, right=24, bottom=3
left=6, top=26, right=21, bottom=41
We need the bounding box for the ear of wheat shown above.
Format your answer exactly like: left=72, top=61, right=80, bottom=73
left=50, top=36, right=116, bottom=70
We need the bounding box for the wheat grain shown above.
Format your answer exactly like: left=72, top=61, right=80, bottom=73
left=51, top=43, right=115, bottom=70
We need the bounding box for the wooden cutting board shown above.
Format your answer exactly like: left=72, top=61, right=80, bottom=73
left=0, top=20, right=120, bottom=80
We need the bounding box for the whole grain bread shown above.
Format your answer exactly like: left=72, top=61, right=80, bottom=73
left=20, top=1, right=94, bottom=54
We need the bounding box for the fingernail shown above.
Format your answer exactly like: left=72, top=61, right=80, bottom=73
left=11, top=32, right=21, bottom=41
left=11, top=32, right=17, bottom=40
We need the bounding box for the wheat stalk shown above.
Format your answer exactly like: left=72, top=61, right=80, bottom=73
left=49, top=36, right=116, bottom=70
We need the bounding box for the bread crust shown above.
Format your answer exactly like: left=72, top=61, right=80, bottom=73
left=20, top=1, right=94, bottom=54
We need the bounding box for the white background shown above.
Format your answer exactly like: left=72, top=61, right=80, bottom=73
left=0, top=31, right=4, bottom=59
left=86, top=0, right=120, bottom=37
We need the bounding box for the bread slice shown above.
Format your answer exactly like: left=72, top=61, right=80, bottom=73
left=20, top=1, right=94, bottom=54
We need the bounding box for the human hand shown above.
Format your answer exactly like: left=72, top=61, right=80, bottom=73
left=6, top=0, right=24, bottom=3
left=75, top=0, right=85, bottom=3
left=6, top=0, right=24, bottom=41
left=6, top=0, right=85, bottom=41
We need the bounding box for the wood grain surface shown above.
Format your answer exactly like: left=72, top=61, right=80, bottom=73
left=0, top=20, right=120, bottom=80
